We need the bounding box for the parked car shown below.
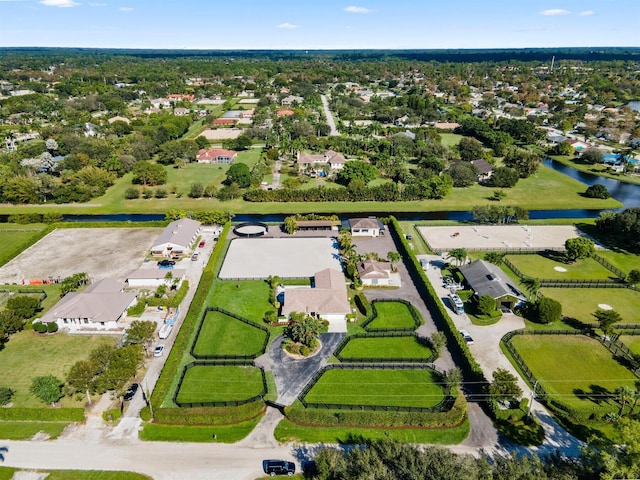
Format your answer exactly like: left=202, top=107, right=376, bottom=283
left=123, top=383, right=138, bottom=401
left=459, top=330, right=474, bottom=345
left=198, top=240, right=205, bottom=248
left=191, top=253, right=199, bottom=261
left=263, top=459, right=295, bottom=477
left=405, top=234, right=412, bottom=240
left=153, top=344, right=165, bottom=357
left=157, top=259, right=175, bottom=267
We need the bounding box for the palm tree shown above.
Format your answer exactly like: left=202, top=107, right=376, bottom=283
left=521, top=277, right=541, bottom=301
left=447, top=248, right=467, bottom=267
left=617, top=386, right=634, bottom=415
left=339, top=229, right=353, bottom=250
left=630, top=388, right=640, bottom=414
left=387, top=251, right=401, bottom=271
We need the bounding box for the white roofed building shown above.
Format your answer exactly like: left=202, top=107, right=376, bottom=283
left=151, top=218, right=201, bottom=257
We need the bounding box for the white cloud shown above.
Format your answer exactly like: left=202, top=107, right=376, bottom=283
left=344, top=6, right=373, bottom=14
left=579, top=10, right=595, bottom=16
left=88, top=2, right=107, bottom=6
left=119, top=6, right=132, bottom=11
left=540, top=9, right=571, bottom=16
left=277, top=22, right=298, bottom=29
left=40, top=0, right=80, bottom=7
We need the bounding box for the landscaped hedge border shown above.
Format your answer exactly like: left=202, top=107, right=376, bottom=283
left=0, top=407, right=84, bottom=422
left=285, top=394, right=466, bottom=429
left=360, top=299, right=423, bottom=332
left=153, top=401, right=265, bottom=426
left=388, top=217, right=487, bottom=388
left=298, top=363, right=453, bottom=413
left=151, top=223, right=231, bottom=411
left=190, top=306, right=270, bottom=360
left=334, top=332, right=437, bottom=363
left=173, top=361, right=267, bottom=408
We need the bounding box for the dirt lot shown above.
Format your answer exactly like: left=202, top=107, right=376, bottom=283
left=0, top=227, right=162, bottom=284
left=200, top=128, right=244, bottom=140
left=417, top=225, right=594, bottom=252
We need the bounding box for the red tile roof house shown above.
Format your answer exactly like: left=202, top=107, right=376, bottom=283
left=40, top=278, right=137, bottom=333
left=281, top=268, right=351, bottom=332
left=212, top=118, right=237, bottom=126
left=196, top=148, right=237, bottom=164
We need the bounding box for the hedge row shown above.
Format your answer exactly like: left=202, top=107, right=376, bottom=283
left=285, top=395, right=466, bottom=428
left=388, top=218, right=487, bottom=386
left=150, top=223, right=229, bottom=412
left=354, top=293, right=370, bottom=316
left=0, top=407, right=84, bottom=422
left=153, top=401, right=264, bottom=425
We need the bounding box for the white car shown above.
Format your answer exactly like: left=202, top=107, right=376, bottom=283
left=459, top=330, right=474, bottom=345
left=153, top=344, right=165, bottom=357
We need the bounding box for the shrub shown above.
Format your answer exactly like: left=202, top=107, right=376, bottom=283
left=125, top=188, right=140, bottom=199
left=103, top=407, right=122, bottom=423
left=0, top=386, right=15, bottom=406
left=477, top=295, right=497, bottom=315
left=354, top=293, right=370, bottom=316
left=127, top=299, right=147, bottom=316
left=30, top=375, right=64, bottom=404
left=155, top=188, right=168, bottom=199
left=535, top=297, right=562, bottom=324
left=140, top=406, right=152, bottom=421
left=46, top=322, right=58, bottom=333
left=585, top=184, right=610, bottom=199
left=142, top=188, right=154, bottom=199
left=153, top=402, right=264, bottom=425
left=32, top=321, right=48, bottom=333
left=264, top=310, right=277, bottom=324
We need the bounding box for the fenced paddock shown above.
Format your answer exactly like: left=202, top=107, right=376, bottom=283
left=219, top=237, right=342, bottom=279
left=417, top=225, right=593, bottom=252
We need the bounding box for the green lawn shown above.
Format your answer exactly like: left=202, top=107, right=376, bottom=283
left=595, top=250, right=640, bottom=276
left=207, top=280, right=272, bottom=323
left=338, top=336, right=433, bottom=360
left=505, top=254, right=616, bottom=281
left=192, top=310, right=267, bottom=357
left=176, top=365, right=264, bottom=404
left=509, top=335, right=638, bottom=413
left=274, top=417, right=470, bottom=444
left=3, top=164, right=620, bottom=216
left=366, top=301, right=420, bottom=330
left=0, top=331, right=117, bottom=406
left=304, top=369, right=445, bottom=408
left=0, top=420, right=69, bottom=440
left=619, top=335, right=640, bottom=355
left=540, top=287, right=640, bottom=324
left=439, top=133, right=463, bottom=147
left=0, top=469, right=150, bottom=480
left=139, top=417, right=260, bottom=443
left=0, top=225, right=47, bottom=266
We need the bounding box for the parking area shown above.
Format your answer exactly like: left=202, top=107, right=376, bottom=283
left=218, top=237, right=342, bottom=279
left=0, top=227, right=162, bottom=284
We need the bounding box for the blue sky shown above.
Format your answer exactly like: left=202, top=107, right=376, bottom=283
left=0, top=0, right=638, bottom=49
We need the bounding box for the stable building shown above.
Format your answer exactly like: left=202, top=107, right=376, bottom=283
left=151, top=218, right=201, bottom=257
left=349, top=217, right=382, bottom=237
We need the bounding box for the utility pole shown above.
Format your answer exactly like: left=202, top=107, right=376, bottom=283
left=528, top=379, right=539, bottom=417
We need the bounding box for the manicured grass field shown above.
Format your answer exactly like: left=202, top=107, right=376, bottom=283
left=509, top=335, right=638, bottom=412
left=176, top=365, right=264, bottom=404
left=139, top=417, right=260, bottom=443
left=0, top=469, right=151, bottom=480
left=439, top=133, right=463, bottom=147
left=274, top=417, right=470, bottom=444
left=0, top=225, right=47, bottom=266
left=192, top=310, right=267, bottom=357
left=366, top=301, right=420, bottom=330
left=338, top=336, right=433, bottom=360
left=0, top=331, right=117, bottom=407
left=619, top=335, right=640, bottom=355
left=539, top=287, right=640, bottom=324
left=207, top=280, right=273, bottom=323
left=0, top=421, right=69, bottom=440
left=12, top=163, right=620, bottom=216
left=506, top=254, right=616, bottom=281
left=594, top=250, right=640, bottom=276
left=304, top=369, right=445, bottom=408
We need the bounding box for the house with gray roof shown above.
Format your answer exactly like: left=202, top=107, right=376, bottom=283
left=151, top=218, right=201, bottom=257
left=281, top=268, right=350, bottom=332
left=40, top=278, right=137, bottom=332
left=459, top=260, right=525, bottom=308
left=349, top=217, right=382, bottom=237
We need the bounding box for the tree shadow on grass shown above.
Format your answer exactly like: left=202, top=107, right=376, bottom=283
left=573, top=385, right=612, bottom=406
left=539, top=249, right=570, bottom=264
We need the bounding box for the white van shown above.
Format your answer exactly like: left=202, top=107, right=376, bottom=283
left=448, top=294, right=465, bottom=315
left=158, top=323, right=173, bottom=339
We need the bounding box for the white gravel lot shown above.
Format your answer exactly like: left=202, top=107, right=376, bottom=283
left=417, top=225, right=593, bottom=251
left=219, top=237, right=342, bottom=279
left=0, top=227, right=162, bottom=284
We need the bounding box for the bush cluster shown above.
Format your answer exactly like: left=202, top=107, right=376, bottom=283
left=153, top=401, right=264, bottom=425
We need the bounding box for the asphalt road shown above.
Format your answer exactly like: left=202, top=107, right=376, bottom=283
left=320, top=94, right=340, bottom=136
